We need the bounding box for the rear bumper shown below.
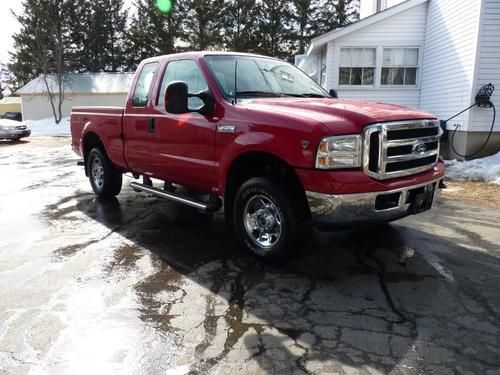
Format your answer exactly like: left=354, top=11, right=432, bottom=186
left=306, top=177, right=443, bottom=229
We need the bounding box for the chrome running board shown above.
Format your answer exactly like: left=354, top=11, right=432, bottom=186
left=130, top=182, right=221, bottom=212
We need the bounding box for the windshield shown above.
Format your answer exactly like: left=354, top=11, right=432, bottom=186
left=204, top=55, right=329, bottom=100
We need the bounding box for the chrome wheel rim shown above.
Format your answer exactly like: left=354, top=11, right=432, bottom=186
left=91, top=156, right=104, bottom=189
left=243, top=195, right=282, bottom=249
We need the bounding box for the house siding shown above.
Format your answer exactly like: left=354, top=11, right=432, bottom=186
left=469, top=0, right=500, bottom=132
left=419, top=0, right=481, bottom=130
left=326, top=2, right=428, bottom=108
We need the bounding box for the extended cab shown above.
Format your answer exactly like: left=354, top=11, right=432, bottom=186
left=71, top=52, right=445, bottom=258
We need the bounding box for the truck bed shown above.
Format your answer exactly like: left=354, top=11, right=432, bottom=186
left=71, top=106, right=126, bottom=169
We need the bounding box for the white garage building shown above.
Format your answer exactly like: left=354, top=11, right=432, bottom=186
left=17, top=73, right=134, bottom=121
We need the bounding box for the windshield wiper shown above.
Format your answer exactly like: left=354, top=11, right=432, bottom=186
left=236, top=91, right=327, bottom=98
left=236, top=91, right=283, bottom=97
left=300, top=93, right=327, bottom=98
left=281, top=93, right=327, bottom=98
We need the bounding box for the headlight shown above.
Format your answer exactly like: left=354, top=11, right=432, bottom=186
left=315, top=135, right=362, bottom=169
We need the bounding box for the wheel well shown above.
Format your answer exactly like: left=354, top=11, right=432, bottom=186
left=82, top=132, right=105, bottom=176
left=224, top=152, right=310, bottom=225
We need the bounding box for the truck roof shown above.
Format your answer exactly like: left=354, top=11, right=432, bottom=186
left=140, top=51, right=280, bottom=64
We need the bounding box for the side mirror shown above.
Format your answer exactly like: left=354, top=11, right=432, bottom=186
left=165, top=81, right=215, bottom=116
left=165, top=81, right=189, bottom=114
left=195, top=89, right=215, bottom=116
left=329, top=89, right=338, bottom=98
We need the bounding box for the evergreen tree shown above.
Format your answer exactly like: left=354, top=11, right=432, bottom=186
left=254, top=0, right=294, bottom=60
left=291, top=0, right=321, bottom=55
left=9, top=0, right=52, bottom=88
left=65, top=0, right=91, bottom=72
left=85, top=0, right=129, bottom=72
left=10, top=0, right=72, bottom=122
left=317, top=0, right=359, bottom=35
left=223, top=0, right=258, bottom=52
left=127, top=0, right=185, bottom=69
left=183, top=0, right=225, bottom=50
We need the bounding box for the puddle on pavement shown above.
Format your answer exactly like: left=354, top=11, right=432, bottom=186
left=104, top=244, right=144, bottom=275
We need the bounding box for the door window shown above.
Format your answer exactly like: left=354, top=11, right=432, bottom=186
left=132, top=62, right=159, bottom=107
left=158, top=60, right=208, bottom=110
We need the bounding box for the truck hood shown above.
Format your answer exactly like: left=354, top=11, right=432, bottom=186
left=242, top=98, right=436, bottom=134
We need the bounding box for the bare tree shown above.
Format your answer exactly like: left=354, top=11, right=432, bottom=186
left=33, top=7, right=66, bottom=124
left=23, top=0, right=68, bottom=124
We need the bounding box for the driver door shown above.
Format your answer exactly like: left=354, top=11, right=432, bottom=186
left=149, top=59, right=217, bottom=192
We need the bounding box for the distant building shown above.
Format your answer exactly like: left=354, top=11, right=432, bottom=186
left=17, top=73, right=134, bottom=121
left=0, top=96, right=21, bottom=116
left=298, top=0, right=500, bottom=158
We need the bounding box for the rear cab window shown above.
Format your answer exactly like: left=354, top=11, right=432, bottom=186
left=132, top=62, right=159, bottom=107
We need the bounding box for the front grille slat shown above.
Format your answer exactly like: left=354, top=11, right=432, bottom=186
left=385, top=135, right=441, bottom=146
left=385, top=155, right=438, bottom=172
left=387, top=127, right=439, bottom=140
left=387, top=149, right=438, bottom=162
left=363, top=120, right=442, bottom=180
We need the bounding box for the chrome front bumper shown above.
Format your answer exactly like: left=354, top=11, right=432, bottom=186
left=306, top=178, right=442, bottom=229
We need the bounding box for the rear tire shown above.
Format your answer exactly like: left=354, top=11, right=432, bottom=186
left=233, top=177, right=311, bottom=259
left=87, top=147, right=122, bottom=198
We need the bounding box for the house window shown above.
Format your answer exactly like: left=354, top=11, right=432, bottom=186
left=381, top=48, right=418, bottom=85
left=339, top=47, right=376, bottom=85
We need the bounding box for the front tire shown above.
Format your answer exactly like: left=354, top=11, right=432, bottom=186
left=87, top=147, right=122, bottom=198
left=233, top=177, right=310, bottom=259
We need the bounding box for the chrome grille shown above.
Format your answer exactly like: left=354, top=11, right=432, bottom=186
left=363, top=120, right=442, bottom=180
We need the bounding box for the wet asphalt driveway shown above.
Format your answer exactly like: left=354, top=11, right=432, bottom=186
left=1, top=138, right=500, bottom=375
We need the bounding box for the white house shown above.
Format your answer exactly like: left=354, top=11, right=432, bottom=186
left=17, top=72, right=134, bottom=121
left=299, top=0, right=500, bottom=159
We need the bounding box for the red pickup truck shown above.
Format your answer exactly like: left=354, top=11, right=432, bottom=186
left=71, top=52, right=445, bottom=258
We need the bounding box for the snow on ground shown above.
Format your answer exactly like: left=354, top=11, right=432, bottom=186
left=446, top=151, right=500, bottom=185
left=26, top=117, right=70, bottom=136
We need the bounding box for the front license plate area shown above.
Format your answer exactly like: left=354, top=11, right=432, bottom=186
left=409, top=184, right=435, bottom=214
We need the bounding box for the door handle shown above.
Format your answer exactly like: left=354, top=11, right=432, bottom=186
left=147, top=118, right=155, bottom=133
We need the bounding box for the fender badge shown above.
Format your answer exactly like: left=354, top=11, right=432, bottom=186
left=301, top=140, right=310, bottom=149
left=217, top=125, right=236, bottom=133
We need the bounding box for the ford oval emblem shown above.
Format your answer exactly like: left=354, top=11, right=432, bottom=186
left=414, top=142, right=427, bottom=154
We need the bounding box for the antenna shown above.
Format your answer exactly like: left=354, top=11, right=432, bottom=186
left=234, top=59, right=238, bottom=105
